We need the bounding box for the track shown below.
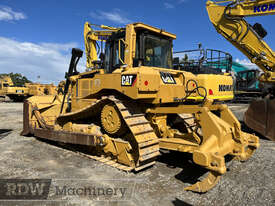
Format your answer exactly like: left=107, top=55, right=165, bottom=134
left=109, top=96, right=160, bottom=171
left=35, top=95, right=160, bottom=172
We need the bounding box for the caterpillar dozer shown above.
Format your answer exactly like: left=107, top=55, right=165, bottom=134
left=206, top=0, right=275, bottom=140
left=21, top=22, right=259, bottom=192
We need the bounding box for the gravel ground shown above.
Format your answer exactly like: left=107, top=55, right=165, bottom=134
left=0, top=102, right=274, bottom=206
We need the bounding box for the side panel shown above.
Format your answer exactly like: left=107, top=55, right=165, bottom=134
left=196, top=74, right=234, bottom=101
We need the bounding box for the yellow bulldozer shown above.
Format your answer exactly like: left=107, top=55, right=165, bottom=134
left=206, top=0, right=275, bottom=140
left=21, top=22, right=259, bottom=192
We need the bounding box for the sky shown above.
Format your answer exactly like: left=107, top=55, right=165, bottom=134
left=0, top=0, right=274, bottom=84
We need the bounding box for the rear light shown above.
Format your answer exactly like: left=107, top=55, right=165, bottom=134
left=209, top=89, right=213, bottom=95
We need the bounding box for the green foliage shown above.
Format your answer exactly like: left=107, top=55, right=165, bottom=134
left=0, top=73, right=32, bottom=86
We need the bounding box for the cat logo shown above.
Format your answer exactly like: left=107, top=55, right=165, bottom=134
left=121, top=75, right=137, bottom=86
left=160, top=72, right=176, bottom=84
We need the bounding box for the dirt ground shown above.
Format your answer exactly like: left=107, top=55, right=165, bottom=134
left=0, top=102, right=274, bottom=206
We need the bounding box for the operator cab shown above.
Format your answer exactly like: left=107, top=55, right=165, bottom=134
left=103, top=30, right=126, bottom=73
left=0, top=82, right=10, bottom=90
left=236, top=70, right=260, bottom=92
left=102, top=23, right=174, bottom=73
left=134, top=30, right=173, bottom=69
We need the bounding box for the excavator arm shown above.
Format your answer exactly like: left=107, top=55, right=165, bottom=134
left=206, top=0, right=275, bottom=83
left=84, top=22, right=121, bottom=69
left=207, top=1, right=275, bottom=140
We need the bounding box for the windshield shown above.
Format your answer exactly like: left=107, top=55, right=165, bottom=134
left=143, top=35, right=172, bottom=69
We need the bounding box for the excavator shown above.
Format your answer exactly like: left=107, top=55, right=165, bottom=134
left=207, top=0, right=275, bottom=140
left=21, top=21, right=259, bottom=192
left=0, top=75, right=57, bottom=102
left=235, top=69, right=262, bottom=102
left=3, top=83, right=57, bottom=102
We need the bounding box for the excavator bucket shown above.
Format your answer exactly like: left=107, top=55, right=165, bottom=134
left=244, top=98, right=275, bottom=141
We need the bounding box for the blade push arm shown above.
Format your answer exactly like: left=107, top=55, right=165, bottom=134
left=206, top=0, right=275, bottom=83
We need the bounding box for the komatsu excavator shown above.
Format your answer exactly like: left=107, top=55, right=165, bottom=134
left=22, top=22, right=259, bottom=192
left=207, top=0, right=275, bottom=140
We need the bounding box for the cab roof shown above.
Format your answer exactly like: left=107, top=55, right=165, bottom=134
left=131, top=22, right=176, bottom=39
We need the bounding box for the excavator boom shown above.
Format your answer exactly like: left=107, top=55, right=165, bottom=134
left=206, top=0, right=275, bottom=83
left=206, top=0, right=275, bottom=140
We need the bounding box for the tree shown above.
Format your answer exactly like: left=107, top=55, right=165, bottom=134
left=0, top=73, right=32, bottom=86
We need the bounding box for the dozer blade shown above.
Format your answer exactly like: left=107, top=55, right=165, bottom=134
left=22, top=95, right=159, bottom=172
left=184, top=171, right=221, bottom=193
left=244, top=98, right=275, bottom=141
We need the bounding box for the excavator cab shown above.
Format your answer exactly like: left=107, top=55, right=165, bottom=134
left=0, top=76, right=14, bottom=98
left=236, top=70, right=260, bottom=92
